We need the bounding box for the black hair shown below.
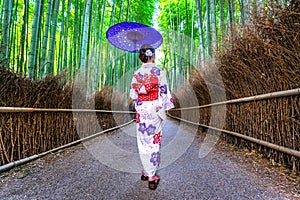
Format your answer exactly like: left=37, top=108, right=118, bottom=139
left=139, top=44, right=155, bottom=63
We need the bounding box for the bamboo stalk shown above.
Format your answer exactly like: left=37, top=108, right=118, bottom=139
left=259, top=100, right=263, bottom=152
left=17, top=115, right=21, bottom=159
left=9, top=115, right=14, bottom=162
left=21, top=114, right=26, bottom=158
left=33, top=113, right=36, bottom=154
left=0, top=127, right=10, bottom=163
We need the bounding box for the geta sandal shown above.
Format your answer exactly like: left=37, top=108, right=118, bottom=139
left=148, top=176, right=160, bottom=190
left=141, top=174, right=148, bottom=181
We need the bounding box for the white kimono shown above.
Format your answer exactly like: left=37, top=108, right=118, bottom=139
left=130, top=63, right=174, bottom=177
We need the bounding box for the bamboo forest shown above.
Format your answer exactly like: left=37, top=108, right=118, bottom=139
left=0, top=0, right=300, bottom=198
left=1, top=0, right=285, bottom=88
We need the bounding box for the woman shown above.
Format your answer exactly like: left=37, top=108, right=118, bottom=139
left=130, top=44, right=174, bottom=190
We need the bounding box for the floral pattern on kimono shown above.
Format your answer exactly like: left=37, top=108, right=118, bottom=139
left=130, top=63, right=174, bottom=177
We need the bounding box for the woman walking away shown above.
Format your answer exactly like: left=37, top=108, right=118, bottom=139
left=130, top=44, right=174, bottom=190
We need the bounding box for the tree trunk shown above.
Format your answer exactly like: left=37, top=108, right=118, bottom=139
left=205, top=0, right=211, bottom=56
left=119, top=0, right=125, bottom=21
left=219, top=0, right=225, bottom=45
left=126, top=0, right=130, bottom=21
left=47, top=0, right=60, bottom=75
left=1, top=0, right=13, bottom=67
left=80, top=0, right=92, bottom=85
left=97, top=0, right=106, bottom=88
left=71, top=0, right=79, bottom=78
left=228, top=0, right=235, bottom=43
left=58, top=0, right=65, bottom=73
left=28, top=0, right=42, bottom=78
left=18, top=0, right=28, bottom=75
left=64, top=0, right=71, bottom=78
left=11, top=1, right=18, bottom=71
left=210, top=0, right=217, bottom=54
left=195, top=0, right=205, bottom=66
left=40, top=0, right=52, bottom=77
left=189, top=0, right=194, bottom=71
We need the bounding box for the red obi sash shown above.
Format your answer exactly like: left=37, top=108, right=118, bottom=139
left=138, top=87, right=159, bottom=101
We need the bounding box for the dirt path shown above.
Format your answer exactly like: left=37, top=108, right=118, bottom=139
left=0, top=120, right=299, bottom=199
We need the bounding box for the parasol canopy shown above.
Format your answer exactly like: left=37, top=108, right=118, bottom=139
left=106, top=22, right=163, bottom=53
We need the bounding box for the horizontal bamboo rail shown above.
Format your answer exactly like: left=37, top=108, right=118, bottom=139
left=167, top=114, right=300, bottom=158
left=173, top=88, right=300, bottom=110
left=168, top=88, right=300, bottom=164
left=1, top=88, right=299, bottom=171
left=0, top=119, right=135, bottom=173
left=0, top=107, right=135, bottom=114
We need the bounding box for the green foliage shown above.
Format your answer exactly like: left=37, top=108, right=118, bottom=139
left=2, top=0, right=279, bottom=90
left=128, top=0, right=157, bottom=26
left=158, top=0, right=198, bottom=38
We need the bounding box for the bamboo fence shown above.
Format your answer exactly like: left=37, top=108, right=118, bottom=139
left=0, top=119, right=135, bottom=173
left=169, top=88, right=300, bottom=171
left=0, top=108, right=134, bottom=166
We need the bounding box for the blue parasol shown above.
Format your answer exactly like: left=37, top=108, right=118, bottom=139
left=106, top=22, right=163, bottom=53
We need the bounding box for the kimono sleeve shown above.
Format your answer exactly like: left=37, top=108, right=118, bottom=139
left=159, top=70, right=174, bottom=111
left=130, top=74, right=138, bottom=100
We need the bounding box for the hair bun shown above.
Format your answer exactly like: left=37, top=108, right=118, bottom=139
left=139, top=44, right=155, bottom=63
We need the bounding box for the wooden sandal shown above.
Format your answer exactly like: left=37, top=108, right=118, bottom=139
left=141, top=171, right=148, bottom=181
left=141, top=174, right=148, bottom=181
left=148, top=176, right=160, bottom=190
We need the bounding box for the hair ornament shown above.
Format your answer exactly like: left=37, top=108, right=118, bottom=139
left=145, top=49, right=153, bottom=57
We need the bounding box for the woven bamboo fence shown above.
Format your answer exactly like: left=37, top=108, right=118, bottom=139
left=220, top=2, right=300, bottom=171
left=225, top=95, right=299, bottom=170
left=0, top=66, right=132, bottom=166
left=0, top=111, right=78, bottom=165
left=0, top=108, right=132, bottom=166
left=170, top=89, right=300, bottom=171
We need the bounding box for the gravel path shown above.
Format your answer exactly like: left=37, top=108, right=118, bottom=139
left=0, top=119, right=299, bottom=200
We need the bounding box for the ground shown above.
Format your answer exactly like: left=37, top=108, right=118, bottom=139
left=0, top=120, right=299, bottom=199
